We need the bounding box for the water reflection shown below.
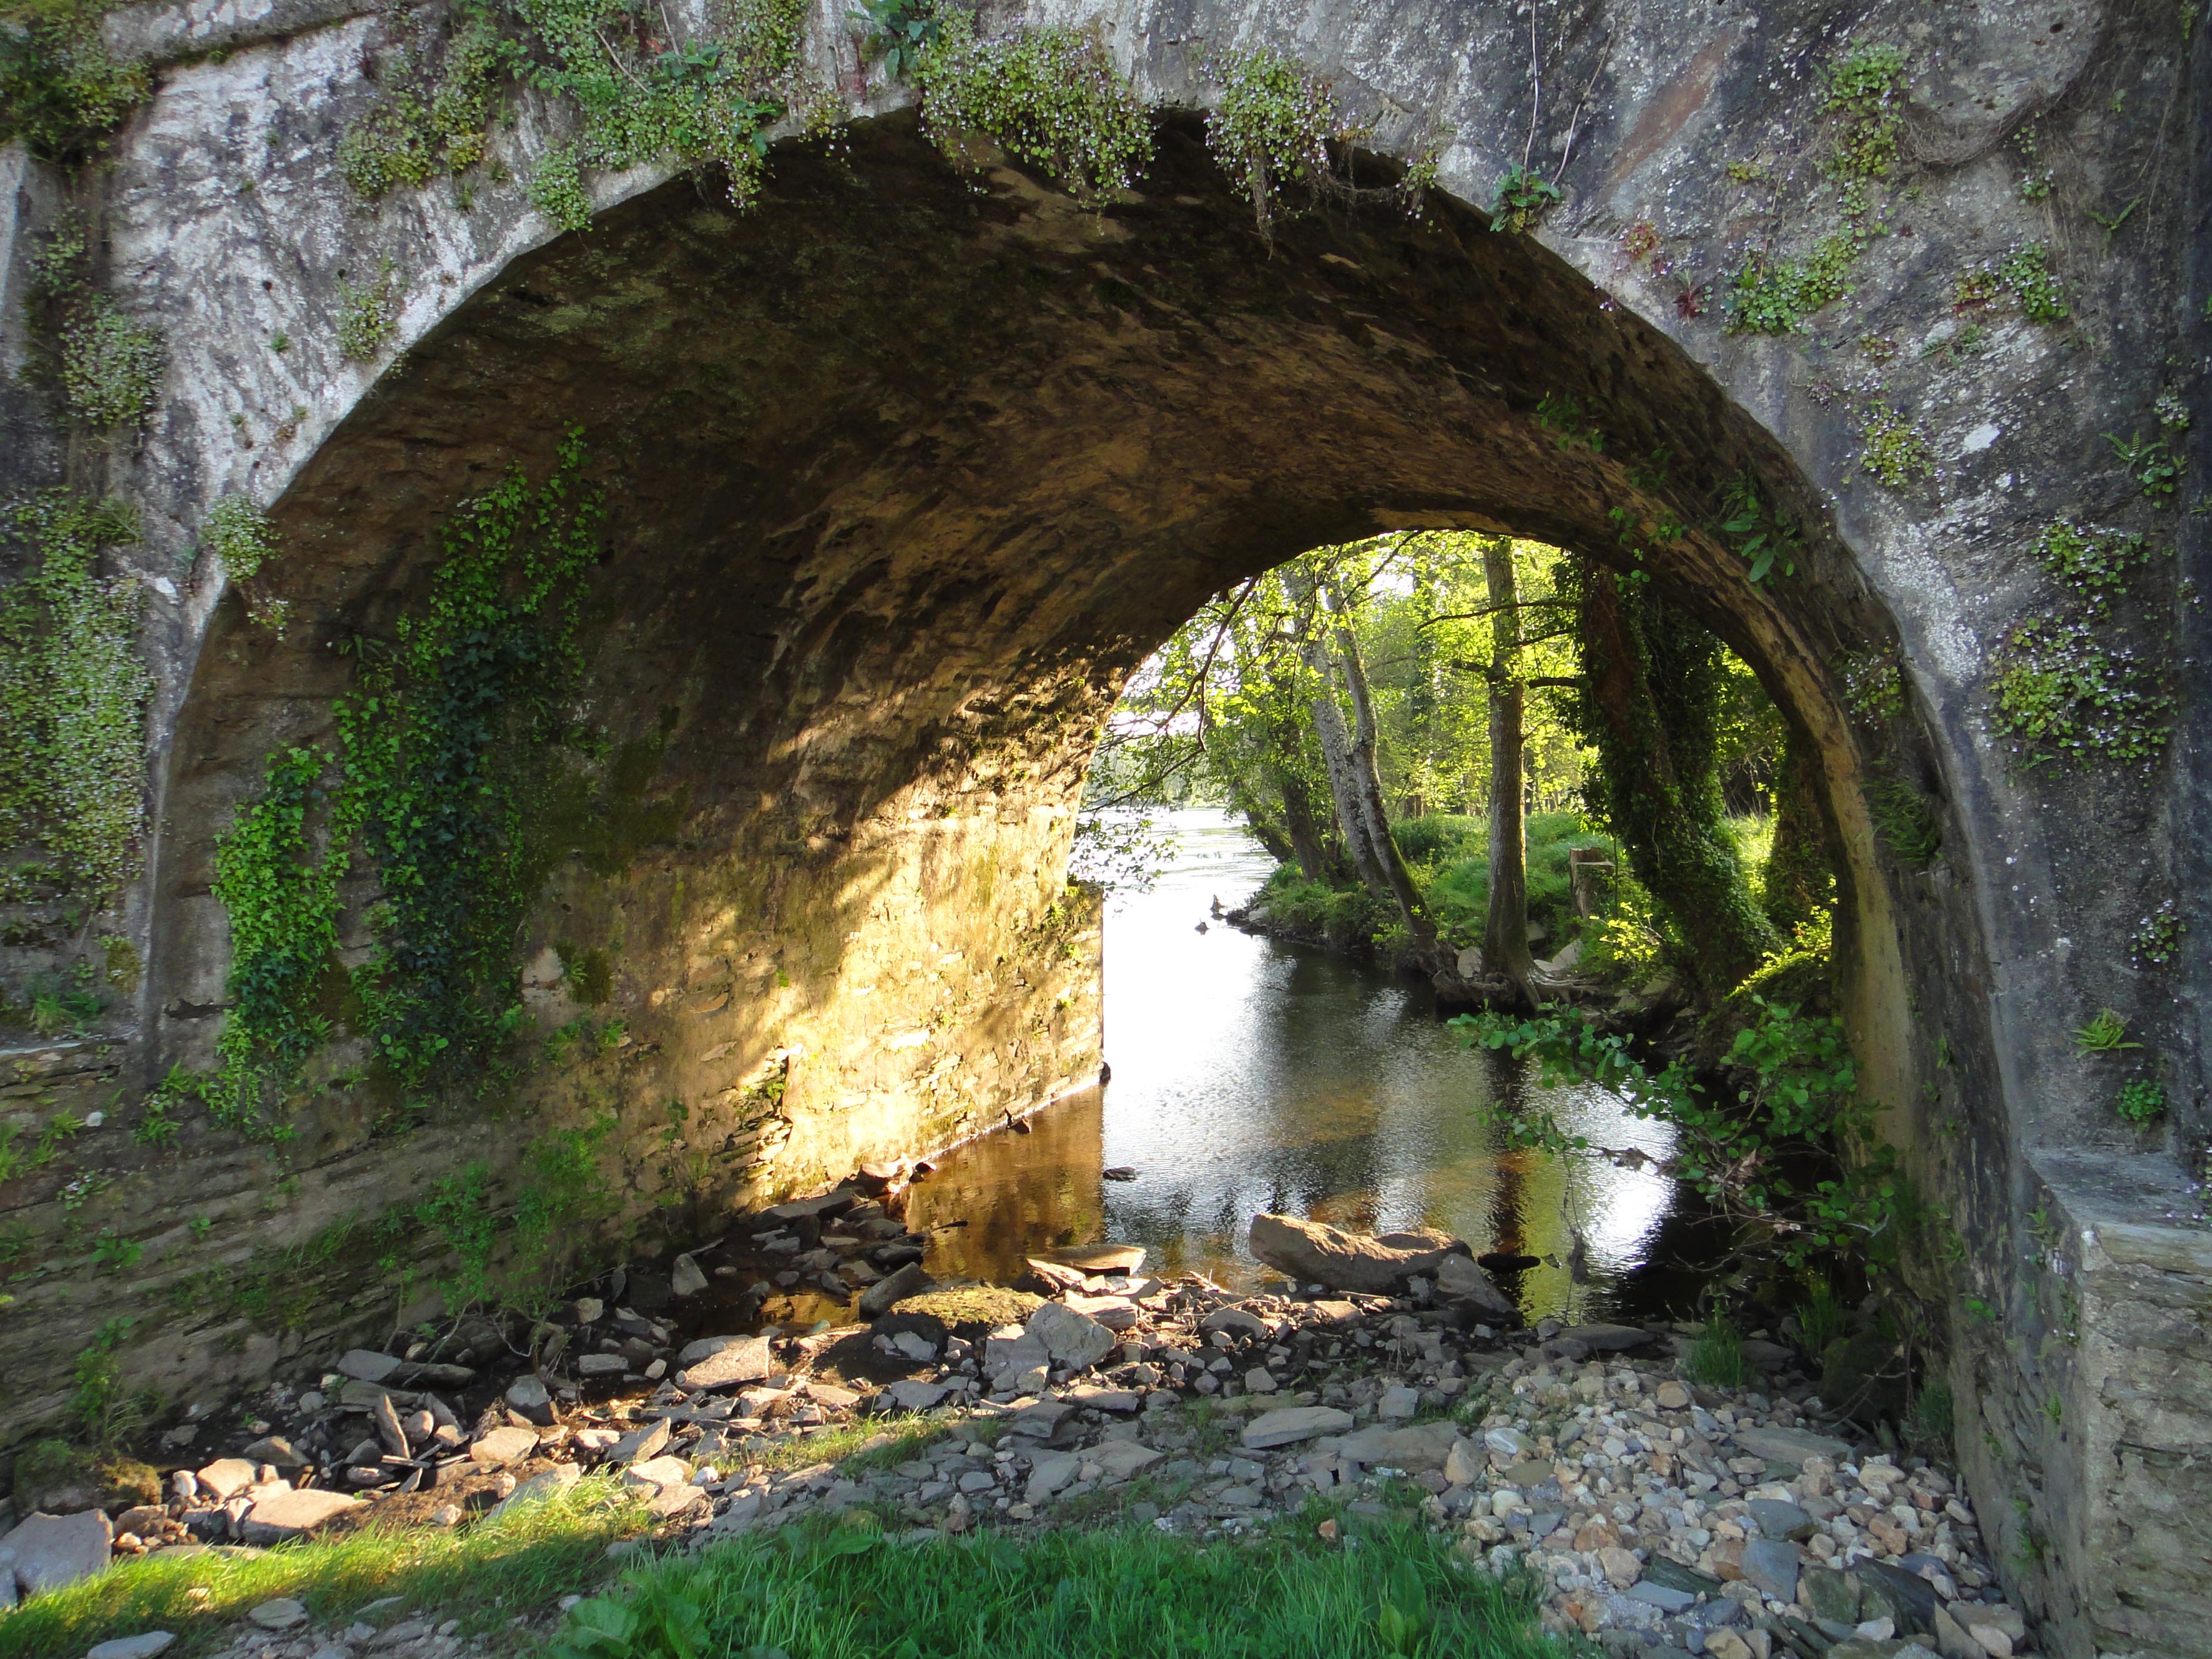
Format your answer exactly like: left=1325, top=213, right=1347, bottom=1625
left=905, top=809, right=1711, bottom=1324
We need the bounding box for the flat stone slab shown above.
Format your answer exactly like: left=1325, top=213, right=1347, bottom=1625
left=677, top=1335, right=772, bottom=1391
left=195, top=1458, right=257, bottom=1500
left=1334, top=1422, right=1463, bottom=1472
left=1242, top=1405, right=1355, bottom=1449
left=1089, top=1442, right=1164, bottom=1479
left=242, top=1488, right=362, bottom=1543
left=1027, top=1302, right=1117, bottom=1371
left=489, top=1463, right=581, bottom=1518
left=676, top=1334, right=754, bottom=1367
left=1730, top=1424, right=1851, bottom=1467
left=1740, top=1537, right=1802, bottom=1603
left=87, top=1635, right=177, bottom=1659
left=881, top=1379, right=950, bottom=1413
left=1556, top=1323, right=1654, bottom=1352
left=1, top=1509, right=112, bottom=1597
left=248, top=1598, right=308, bottom=1630
left=1042, top=1243, right=1146, bottom=1274
left=336, top=1349, right=402, bottom=1383
left=605, top=1419, right=671, bottom=1466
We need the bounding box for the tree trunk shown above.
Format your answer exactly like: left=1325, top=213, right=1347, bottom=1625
left=1762, top=727, right=1830, bottom=936
left=1289, top=571, right=1439, bottom=958
left=1573, top=563, right=1777, bottom=998
left=1480, top=538, right=1540, bottom=1005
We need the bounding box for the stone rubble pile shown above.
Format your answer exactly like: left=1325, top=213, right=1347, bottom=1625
left=0, top=1193, right=2037, bottom=1659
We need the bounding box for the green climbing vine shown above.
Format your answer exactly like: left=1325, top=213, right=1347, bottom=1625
left=190, top=434, right=606, bottom=1132
left=913, top=9, right=1151, bottom=205
left=0, top=494, right=154, bottom=905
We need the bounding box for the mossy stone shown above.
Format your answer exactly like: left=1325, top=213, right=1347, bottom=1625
left=889, top=1286, right=1043, bottom=1336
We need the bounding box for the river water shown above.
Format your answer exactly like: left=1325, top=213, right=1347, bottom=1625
left=903, top=808, right=1711, bottom=1325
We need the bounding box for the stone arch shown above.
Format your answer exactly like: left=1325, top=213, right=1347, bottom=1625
left=150, top=114, right=1945, bottom=1191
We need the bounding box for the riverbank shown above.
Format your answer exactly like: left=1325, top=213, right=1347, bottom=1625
left=3, top=1213, right=2031, bottom=1659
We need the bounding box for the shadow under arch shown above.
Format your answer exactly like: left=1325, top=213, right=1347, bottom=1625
left=149, top=107, right=1946, bottom=1206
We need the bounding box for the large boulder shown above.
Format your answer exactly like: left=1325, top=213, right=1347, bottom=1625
left=1, top=1510, right=113, bottom=1597
left=1249, top=1213, right=1487, bottom=1297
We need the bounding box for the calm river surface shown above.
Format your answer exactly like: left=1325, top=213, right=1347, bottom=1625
left=904, top=809, right=1711, bottom=1325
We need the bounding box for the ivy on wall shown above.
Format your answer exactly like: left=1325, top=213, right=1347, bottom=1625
left=192, top=434, right=606, bottom=1131
left=0, top=495, right=154, bottom=906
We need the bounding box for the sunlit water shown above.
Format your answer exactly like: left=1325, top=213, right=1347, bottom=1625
left=903, top=808, right=1713, bottom=1324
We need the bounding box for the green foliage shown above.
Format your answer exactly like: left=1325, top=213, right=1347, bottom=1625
left=1860, top=403, right=1932, bottom=488
left=1798, top=1279, right=1849, bottom=1354
left=2115, top=1076, right=2165, bottom=1125
left=1201, top=49, right=1357, bottom=232
left=61, top=298, right=164, bottom=427
left=0, top=6, right=148, bottom=163
left=1411, top=812, right=1615, bottom=955
left=1990, top=616, right=2170, bottom=769
left=335, top=262, right=401, bottom=362
left=1458, top=997, right=1890, bottom=1271
left=1905, top=1379, right=1954, bottom=1453
left=1490, top=165, right=1561, bottom=234
left=915, top=11, right=1150, bottom=207
left=1714, top=472, right=1801, bottom=584
left=1820, top=41, right=1907, bottom=189
left=1836, top=651, right=1905, bottom=722
left=2105, top=431, right=2184, bottom=501
left=848, top=0, right=939, bottom=82
left=2131, top=900, right=2183, bottom=967
left=201, top=493, right=288, bottom=628
left=529, top=144, right=594, bottom=232
left=1531, top=393, right=1602, bottom=453
left=71, top=1316, right=144, bottom=1453
left=2071, top=1008, right=2136, bottom=1053
left=1997, top=243, right=2068, bottom=323
left=552, top=1516, right=1555, bottom=1659
left=2032, top=520, right=2158, bottom=616
left=337, top=5, right=505, bottom=199
left=1722, top=233, right=1861, bottom=335
left=91, top=1229, right=141, bottom=1274
left=0, top=493, right=152, bottom=904
left=192, top=437, right=604, bottom=1131
left=1686, top=1313, right=1750, bottom=1387
left=1867, top=774, right=1940, bottom=869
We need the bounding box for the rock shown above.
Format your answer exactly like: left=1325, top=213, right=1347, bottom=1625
left=575, top=1297, right=605, bottom=1323
left=1, top=1510, right=111, bottom=1596
left=1334, top=1420, right=1462, bottom=1471
left=336, top=1349, right=402, bottom=1383
left=1443, top=1439, right=1485, bottom=1487
left=1748, top=1498, right=1816, bottom=1541
left=1729, top=1424, right=1850, bottom=1467
left=605, top=1419, right=671, bottom=1466
left=1019, top=1258, right=1091, bottom=1294
left=1626, top=1580, right=1698, bottom=1613
left=248, top=1597, right=308, bottom=1630
left=1599, top=1547, right=1644, bottom=1589
left=1484, top=1425, right=1535, bottom=1459
left=240, top=1437, right=308, bottom=1469
left=195, top=1458, right=257, bottom=1500
left=670, top=1253, right=708, bottom=1297
left=389, top=1361, right=477, bottom=1389
left=1655, top=1381, right=1691, bottom=1410
left=504, top=1375, right=555, bottom=1424
left=1378, top=1386, right=1420, bottom=1420
left=1801, top=1565, right=1862, bottom=1625
left=1089, top=1442, right=1163, bottom=1480
left=1041, top=1243, right=1145, bottom=1274
left=676, top=1334, right=752, bottom=1367
left=1433, top=1253, right=1517, bottom=1318
left=624, top=1455, right=691, bottom=1492
left=761, top=1187, right=860, bottom=1224
left=1244, top=1368, right=1278, bottom=1393
left=1702, top=1632, right=1753, bottom=1659
left=859, top=1261, right=934, bottom=1317
left=470, top=1425, right=541, bottom=1467
left=88, top=1635, right=177, bottom=1659
left=241, top=1488, right=362, bottom=1543
left=1739, top=1538, right=1802, bottom=1603
left=1556, top=1323, right=1653, bottom=1352
left=1248, top=1213, right=1468, bottom=1295
left=808, top=1382, right=860, bottom=1410
left=1643, top=1559, right=1723, bottom=1597
left=1005, top=1400, right=1074, bottom=1438
left=1857, top=1560, right=1939, bottom=1635
left=489, top=1463, right=581, bottom=1517
left=1199, top=1306, right=1271, bottom=1340
left=985, top=1331, right=1051, bottom=1386
left=677, top=1335, right=773, bottom=1391
left=578, top=1354, right=627, bottom=1377
left=890, top=1287, right=1044, bottom=1332
left=883, top=1379, right=950, bottom=1412
left=1242, top=1406, right=1355, bottom=1450
left=1026, top=1451, right=1081, bottom=1500
left=1026, top=1302, right=1118, bottom=1372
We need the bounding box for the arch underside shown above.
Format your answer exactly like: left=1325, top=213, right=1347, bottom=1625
left=155, top=111, right=1927, bottom=1205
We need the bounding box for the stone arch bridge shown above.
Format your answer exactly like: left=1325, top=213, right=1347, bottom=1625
left=0, top=0, right=2204, bottom=1649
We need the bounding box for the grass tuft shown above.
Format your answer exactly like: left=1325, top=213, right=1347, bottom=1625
left=1685, top=1313, right=1752, bottom=1389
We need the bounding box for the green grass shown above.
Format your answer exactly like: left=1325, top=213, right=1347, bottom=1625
left=750, top=1417, right=953, bottom=1475
left=0, top=1478, right=649, bottom=1658
left=1684, top=1314, right=1751, bottom=1389
left=549, top=1515, right=1563, bottom=1659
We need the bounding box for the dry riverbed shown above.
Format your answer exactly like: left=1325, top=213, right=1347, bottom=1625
left=2, top=1188, right=2032, bottom=1659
